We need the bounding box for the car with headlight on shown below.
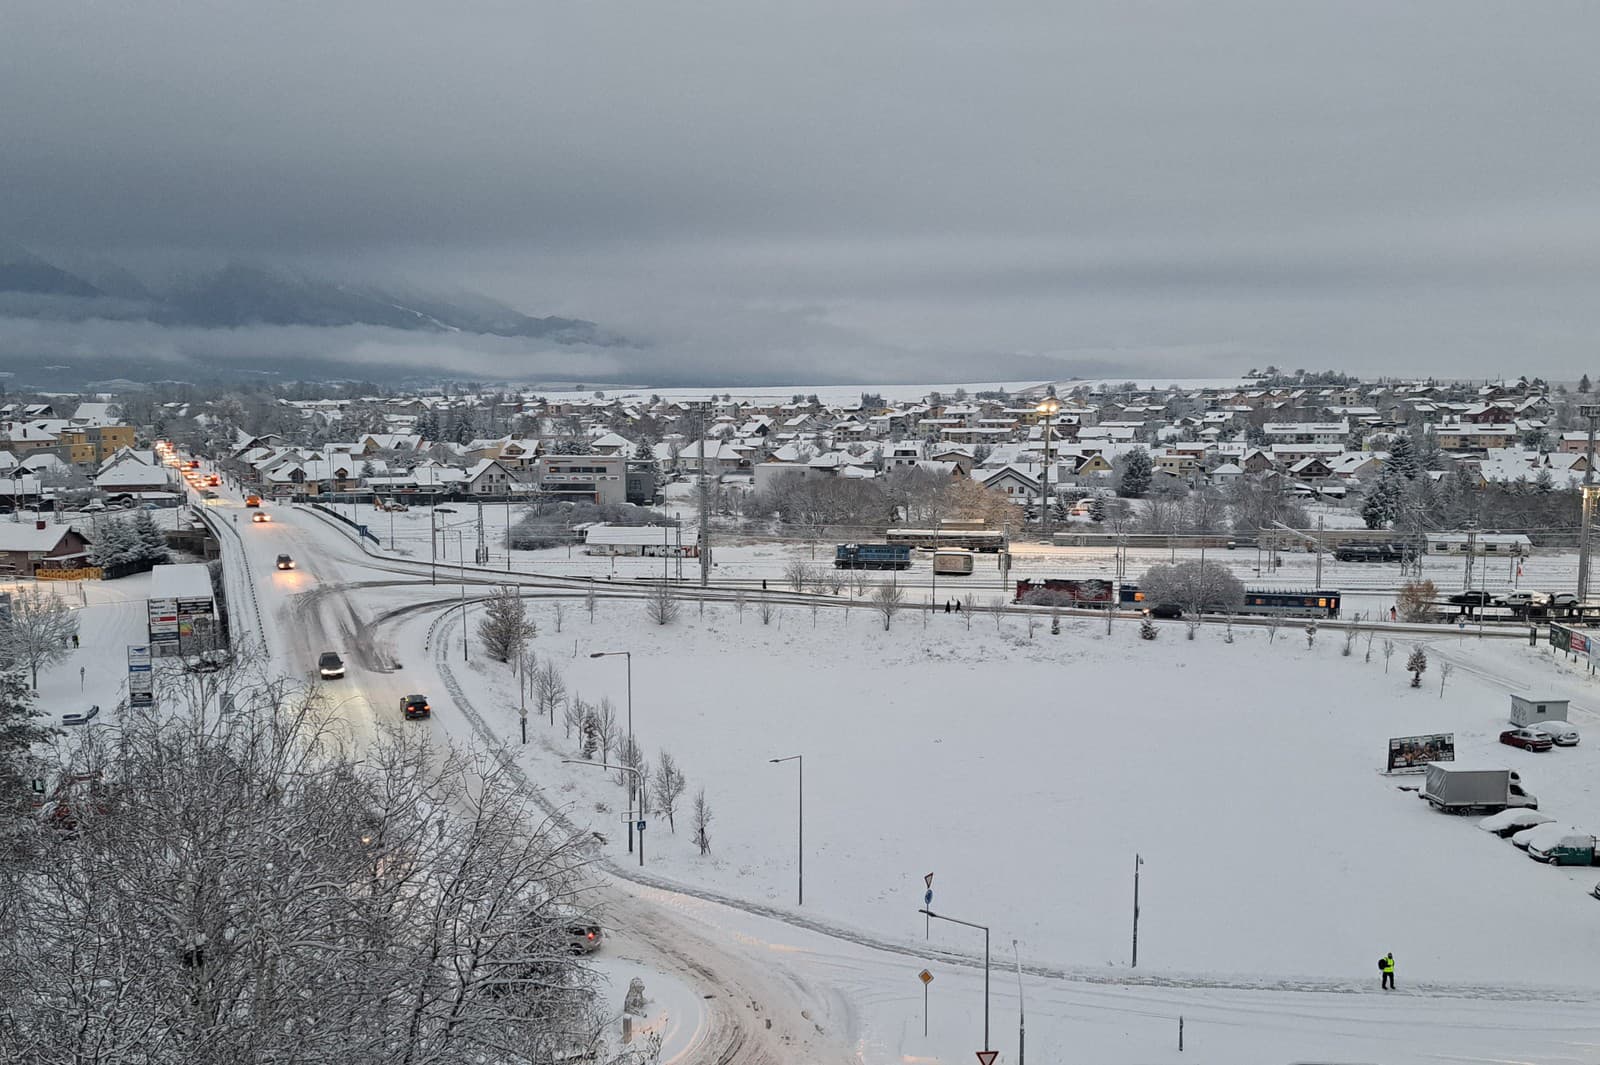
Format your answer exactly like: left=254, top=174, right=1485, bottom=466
left=317, top=651, right=345, bottom=679
left=275, top=553, right=295, bottom=570
left=251, top=512, right=271, bottom=523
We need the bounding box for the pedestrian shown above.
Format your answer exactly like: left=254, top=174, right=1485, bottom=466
left=955, top=599, right=963, bottom=613
left=944, top=600, right=951, bottom=614
left=1380, top=952, right=1395, bottom=990
left=762, top=579, right=768, bottom=591
left=72, top=633, right=80, bottom=648
left=1389, top=605, right=1397, bottom=622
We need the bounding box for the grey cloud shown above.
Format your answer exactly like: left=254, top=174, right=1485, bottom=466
left=2, top=1, right=1598, bottom=383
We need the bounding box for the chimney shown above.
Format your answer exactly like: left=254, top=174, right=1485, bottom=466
left=36, top=519, right=46, bottom=531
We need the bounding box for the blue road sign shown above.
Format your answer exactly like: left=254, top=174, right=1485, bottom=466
left=924, top=889, right=933, bottom=906
left=636, top=820, right=646, bottom=832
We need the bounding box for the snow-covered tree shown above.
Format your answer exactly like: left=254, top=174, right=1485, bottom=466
left=1407, top=646, right=1428, bottom=687
left=871, top=580, right=904, bottom=631
left=644, top=580, right=679, bottom=625
left=692, top=787, right=713, bottom=855
left=652, top=751, right=688, bottom=833
left=1361, top=470, right=1404, bottom=529
left=1136, top=561, right=1244, bottom=616
left=478, top=586, right=535, bottom=663
left=1116, top=448, right=1153, bottom=498
left=90, top=516, right=137, bottom=568
left=130, top=509, right=171, bottom=565
left=0, top=671, right=52, bottom=823
left=0, top=586, right=79, bottom=689
left=1089, top=495, right=1107, bottom=523
left=1387, top=433, right=1421, bottom=480
left=1139, top=616, right=1158, bottom=640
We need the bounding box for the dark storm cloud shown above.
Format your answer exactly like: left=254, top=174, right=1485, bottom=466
left=3, top=1, right=1599, bottom=383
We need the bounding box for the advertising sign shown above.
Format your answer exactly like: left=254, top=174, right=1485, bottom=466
left=1387, top=733, right=1455, bottom=773
left=127, top=644, right=154, bottom=708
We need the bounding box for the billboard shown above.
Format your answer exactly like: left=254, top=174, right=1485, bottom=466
left=127, top=644, right=153, bottom=709
left=1387, top=733, right=1455, bottom=773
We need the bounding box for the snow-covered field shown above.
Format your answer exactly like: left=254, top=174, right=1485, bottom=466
left=438, top=592, right=1600, bottom=990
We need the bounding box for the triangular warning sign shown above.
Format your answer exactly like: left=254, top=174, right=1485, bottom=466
left=976, top=1052, right=999, bottom=1065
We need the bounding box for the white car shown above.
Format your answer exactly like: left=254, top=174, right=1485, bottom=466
left=1542, top=721, right=1581, bottom=747
left=1500, top=591, right=1545, bottom=608
left=1514, top=823, right=1571, bottom=852
left=1480, top=809, right=1554, bottom=838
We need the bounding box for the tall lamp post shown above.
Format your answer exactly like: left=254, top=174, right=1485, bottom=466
left=1036, top=397, right=1060, bottom=533
left=431, top=506, right=457, bottom=585
left=1578, top=404, right=1600, bottom=601
left=590, top=651, right=635, bottom=855
left=769, top=754, right=803, bottom=905
left=919, top=906, right=991, bottom=1053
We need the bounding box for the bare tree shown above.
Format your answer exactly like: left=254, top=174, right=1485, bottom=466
left=1365, top=630, right=1375, bottom=663
left=584, top=583, right=598, bottom=623
left=784, top=559, right=813, bottom=593
left=0, top=586, right=79, bottom=689
left=563, top=693, right=587, bottom=742
left=1439, top=659, right=1453, bottom=698
left=1026, top=612, right=1039, bottom=639
left=692, top=787, right=713, bottom=855
left=0, top=677, right=606, bottom=1064
left=961, top=594, right=976, bottom=631
left=735, top=588, right=747, bottom=621
left=652, top=751, right=688, bottom=833
left=1383, top=638, right=1396, bottom=672
left=536, top=662, right=568, bottom=727
left=644, top=580, right=680, bottom=625
left=1266, top=614, right=1282, bottom=644
left=985, top=596, right=1007, bottom=632
left=594, top=698, right=620, bottom=764
left=850, top=568, right=870, bottom=597
left=551, top=601, right=568, bottom=634
left=758, top=597, right=776, bottom=626
left=871, top=580, right=904, bottom=631
left=823, top=570, right=845, bottom=595
left=1305, top=621, right=1317, bottom=648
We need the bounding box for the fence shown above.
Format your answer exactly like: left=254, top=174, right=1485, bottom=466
left=36, top=566, right=104, bottom=581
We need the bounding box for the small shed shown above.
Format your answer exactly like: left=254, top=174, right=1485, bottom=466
left=1510, top=694, right=1569, bottom=728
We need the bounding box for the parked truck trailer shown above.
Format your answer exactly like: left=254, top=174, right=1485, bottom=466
left=1421, top=764, right=1538, bottom=814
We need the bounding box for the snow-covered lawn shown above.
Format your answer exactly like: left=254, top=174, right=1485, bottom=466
left=438, top=596, right=1600, bottom=991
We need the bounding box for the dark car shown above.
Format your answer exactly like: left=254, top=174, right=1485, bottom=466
left=1144, top=603, right=1182, bottom=619
left=275, top=554, right=295, bottom=570
left=1449, top=591, right=1496, bottom=607
left=401, top=694, right=431, bottom=720
left=318, top=651, right=345, bottom=680
left=1501, top=727, right=1554, bottom=752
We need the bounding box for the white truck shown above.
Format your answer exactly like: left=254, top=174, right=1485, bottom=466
left=1421, top=765, right=1538, bottom=815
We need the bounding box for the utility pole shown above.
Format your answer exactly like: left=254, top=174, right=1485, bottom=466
left=698, top=412, right=713, bottom=587
left=1013, top=939, right=1026, bottom=1065
left=1314, top=514, right=1324, bottom=588
left=1132, top=853, right=1143, bottom=967
left=1463, top=521, right=1477, bottom=594
left=475, top=502, right=488, bottom=565
left=1578, top=404, right=1600, bottom=601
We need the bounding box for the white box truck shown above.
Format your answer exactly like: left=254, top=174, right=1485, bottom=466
left=1421, top=765, right=1538, bottom=814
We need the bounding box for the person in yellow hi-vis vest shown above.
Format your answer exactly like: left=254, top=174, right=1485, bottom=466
left=1379, top=952, right=1395, bottom=990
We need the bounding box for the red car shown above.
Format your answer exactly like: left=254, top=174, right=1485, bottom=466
left=1500, top=728, right=1554, bottom=752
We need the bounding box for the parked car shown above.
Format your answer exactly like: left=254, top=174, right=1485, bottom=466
left=1551, top=593, right=1580, bottom=608
left=318, top=651, right=346, bottom=680
left=1479, top=809, right=1554, bottom=838
left=252, top=512, right=271, bottom=523
left=1513, top=823, right=1559, bottom=850
left=1541, top=721, right=1581, bottom=747
left=1527, top=829, right=1598, bottom=865
left=81, top=501, right=106, bottom=513
left=1449, top=591, right=1496, bottom=606
left=1500, top=591, right=1545, bottom=609
left=275, top=554, right=295, bottom=570
left=1500, top=727, right=1554, bottom=752
left=401, top=694, right=432, bottom=720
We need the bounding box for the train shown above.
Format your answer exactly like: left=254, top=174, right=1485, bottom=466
left=1014, top=578, right=1341, bottom=618
left=932, top=549, right=976, bottom=576
left=885, top=528, right=1006, bottom=552
left=1120, top=583, right=1342, bottom=619
left=834, top=543, right=913, bottom=570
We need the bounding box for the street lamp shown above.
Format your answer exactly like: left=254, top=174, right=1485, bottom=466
left=769, top=754, right=802, bottom=905
left=561, top=760, right=645, bottom=867
left=919, top=906, right=991, bottom=1053
left=1036, top=398, right=1060, bottom=533
left=431, top=506, right=458, bottom=585
left=590, top=651, right=635, bottom=855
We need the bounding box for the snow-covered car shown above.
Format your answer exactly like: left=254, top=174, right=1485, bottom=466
left=1527, top=829, right=1597, bottom=865
left=1501, top=728, right=1554, bottom=752
left=1541, top=721, right=1581, bottom=747
left=1514, top=823, right=1571, bottom=851
left=81, top=501, right=106, bottom=513
left=1479, top=809, right=1554, bottom=838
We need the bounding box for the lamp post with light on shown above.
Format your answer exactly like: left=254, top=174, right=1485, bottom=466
left=589, top=651, right=635, bottom=854
left=1036, top=397, right=1060, bottom=532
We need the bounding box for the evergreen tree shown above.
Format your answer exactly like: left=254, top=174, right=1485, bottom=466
left=0, top=671, right=52, bottom=818
left=129, top=510, right=171, bottom=565
left=1089, top=495, right=1107, bottom=523
left=453, top=409, right=477, bottom=446
left=1361, top=469, right=1404, bottom=529
left=415, top=408, right=439, bottom=441
left=1581, top=374, right=1592, bottom=394
left=1416, top=428, right=1444, bottom=471
left=632, top=439, right=653, bottom=461
left=1387, top=433, right=1421, bottom=480
left=90, top=517, right=137, bottom=568
left=1117, top=448, right=1153, bottom=499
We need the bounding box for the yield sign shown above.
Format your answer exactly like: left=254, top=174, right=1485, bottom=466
left=924, top=872, right=935, bottom=889
left=976, top=1052, right=998, bottom=1065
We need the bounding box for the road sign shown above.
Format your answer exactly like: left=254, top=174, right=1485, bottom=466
left=925, top=872, right=934, bottom=889
left=924, top=889, right=933, bottom=906
left=976, top=1052, right=998, bottom=1065
left=918, top=969, right=933, bottom=985
left=636, top=820, right=646, bottom=832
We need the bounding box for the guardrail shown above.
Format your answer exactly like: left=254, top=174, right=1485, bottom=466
left=306, top=502, right=380, bottom=544
left=191, top=507, right=268, bottom=653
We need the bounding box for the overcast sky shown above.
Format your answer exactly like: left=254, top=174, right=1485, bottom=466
left=4, top=1, right=1599, bottom=384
